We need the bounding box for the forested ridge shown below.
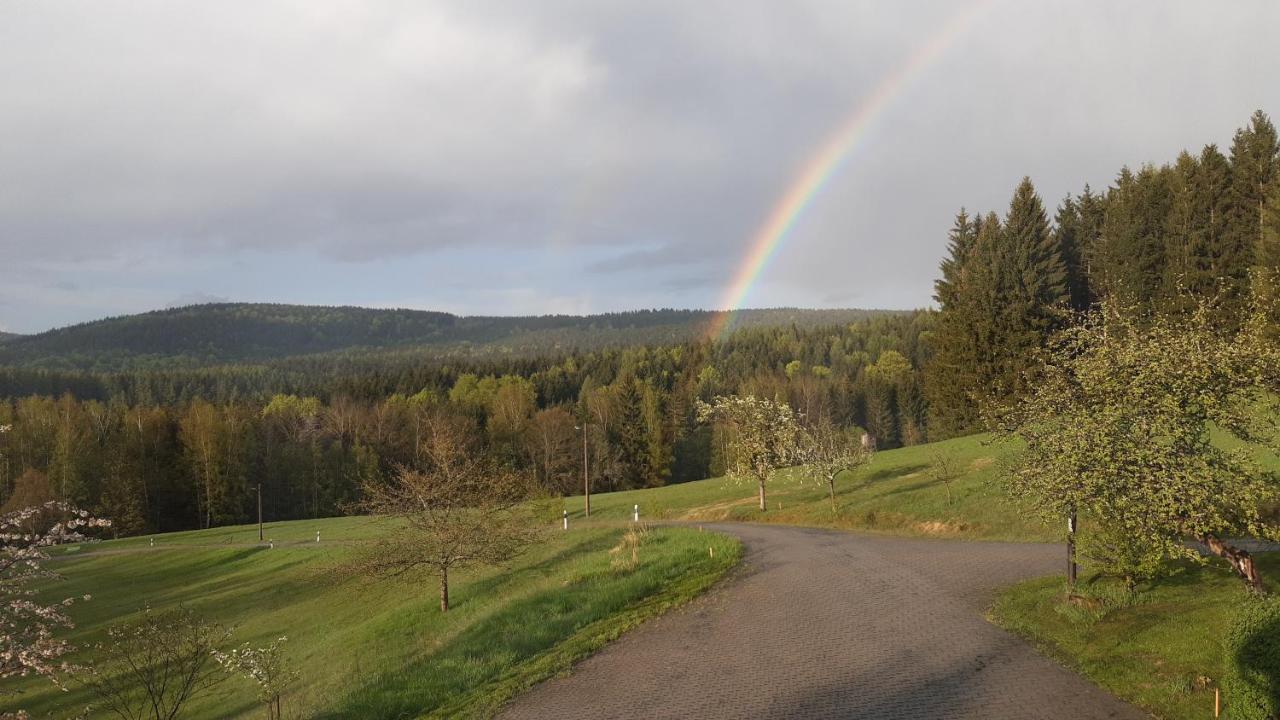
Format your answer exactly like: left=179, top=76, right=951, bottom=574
left=0, top=304, right=895, bottom=372
left=2, top=110, right=1277, bottom=538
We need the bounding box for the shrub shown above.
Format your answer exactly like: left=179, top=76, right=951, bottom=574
left=1223, top=597, right=1280, bottom=719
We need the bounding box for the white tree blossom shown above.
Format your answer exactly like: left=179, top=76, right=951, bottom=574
left=1, top=502, right=110, bottom=711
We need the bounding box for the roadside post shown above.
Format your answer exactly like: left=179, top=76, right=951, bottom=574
left=1067, top=510, right=1078, bottom=588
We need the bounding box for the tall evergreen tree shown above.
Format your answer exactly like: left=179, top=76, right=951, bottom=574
left=1074, top=184, right=1107, bottom=303
left=1096, top=165, right=1174, bottom=310
left=613, top=377, right=650, bottom=489
left=1228, top=111, right=1280, bottom=272
left=1215, top=110, right=1280, bottom=322
left=925, top=210, right=981, bottom=438
left=1053, top=194, right=1091, bottom=310
left=990, top=178, right=1070, bottom=399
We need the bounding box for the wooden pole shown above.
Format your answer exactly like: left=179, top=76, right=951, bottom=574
left=582, top=422, right=591, bottom=518
left=257, top=483, right=264, bottom=542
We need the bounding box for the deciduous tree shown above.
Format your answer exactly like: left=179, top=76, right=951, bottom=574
left=342, top=410, right=547, bottom=611
left=696, top=395, right=803, bottom=512
left=993, top=290, right=1280, bottom=592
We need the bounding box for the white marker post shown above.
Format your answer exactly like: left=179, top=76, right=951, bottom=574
left=316, top=531, right=320, bottom=543
left=562, top=510, right=569, bottom=530
left=633, top=504, right=639, bottom=522
left=269, top=539, right=274, bottom=549
left=149, top=537, right=154, bottom=547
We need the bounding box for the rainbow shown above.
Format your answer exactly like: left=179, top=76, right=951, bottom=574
left=708, top=0, right=994, bottom=340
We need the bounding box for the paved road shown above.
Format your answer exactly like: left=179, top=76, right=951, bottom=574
left=502, top=523, right=1145, bottom=720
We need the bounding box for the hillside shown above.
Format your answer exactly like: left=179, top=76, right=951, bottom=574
left=0, top=303, right=903, bottom=372
left=0, top=331, right=19, bottom=343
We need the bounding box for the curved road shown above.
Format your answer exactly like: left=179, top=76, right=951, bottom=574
left=502, top=523, right=1144, bottom=720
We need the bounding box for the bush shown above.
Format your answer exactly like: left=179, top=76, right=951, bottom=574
left=1224, top=597, right=1280, bottom=719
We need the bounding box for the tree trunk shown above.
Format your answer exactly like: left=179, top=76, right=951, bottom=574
left=758, top=479, right=766, bottom=512
left=1199, top=535, right=1265, bottom=593
left=440, top=569, right=450, bottom=612
left=829, top=481, right=837, bottom=514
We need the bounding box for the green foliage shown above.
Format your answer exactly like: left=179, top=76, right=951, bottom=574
left=1223, top=597, right=1280, bottom=720
left=696, top=395, right=804, bottom=511
left=1076, top=522, right=1168, bottom=590
left=995, top=290, right=1280, bottom=588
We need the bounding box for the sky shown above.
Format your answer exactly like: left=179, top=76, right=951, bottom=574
left=2, top=1, right=1279, bottom=334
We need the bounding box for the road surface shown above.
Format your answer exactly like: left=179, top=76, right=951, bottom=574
left=501, top=523, right=1144, bottom=719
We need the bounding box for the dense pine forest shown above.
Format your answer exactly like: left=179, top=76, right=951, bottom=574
left=1, top=111, right=1277, bottom=537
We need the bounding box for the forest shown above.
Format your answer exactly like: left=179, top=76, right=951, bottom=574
left=0, top=314, right=931, bottom=534
left=1, top=110, right=1277, bottom=539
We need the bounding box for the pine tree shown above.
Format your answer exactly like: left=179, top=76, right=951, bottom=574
left=1053, top=194, right=1091, bottom=310
left=1096, top=165, right=1174, bottom=310
left=1075, top=185, right=1107, bottom=303
left=613, top=377, right=649, bottom=489
left=1227, top=111, right=1279, bottom=315
left=925, top=210, right=981, bottom=438
left=990, top=178, right=1070, bottom=399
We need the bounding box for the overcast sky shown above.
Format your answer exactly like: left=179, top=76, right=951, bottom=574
left=2, top=1, right=1278, bottom=333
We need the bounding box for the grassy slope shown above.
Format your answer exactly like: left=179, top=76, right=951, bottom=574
left=6, top=519, right=740, bottom=719
left=991, top=555, right=1280, bottom=720
left=573, top=433, right=1054, bottom=542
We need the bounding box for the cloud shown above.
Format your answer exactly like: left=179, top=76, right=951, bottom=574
left=1, top=0, right=1279, bottom=332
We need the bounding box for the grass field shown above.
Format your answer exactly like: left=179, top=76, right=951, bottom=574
left=6, top=519, right=741, bottom=719
left=571, top=433, right=1055, bottom=542
left=990, top=554, right=1280, bottom=720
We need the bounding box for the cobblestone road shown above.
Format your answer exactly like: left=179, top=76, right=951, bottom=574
left=501, top=523, right=1145, bottom=719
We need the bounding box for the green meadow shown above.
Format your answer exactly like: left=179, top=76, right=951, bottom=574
left=7, top=522, right=740, bottom=719
left=991, top=554, right=1280, bottom=720
left=571, top=432, right=1055, bottom=542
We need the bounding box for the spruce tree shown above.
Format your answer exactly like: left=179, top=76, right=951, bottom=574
left=925, top=210, right=981, bottom=438
left=991, top=178, right=1070, bottom=399
left=1074, top=185, right=1107, bottom=303
left=1053, top=194, right=1091, bottom=310
left=1183, top=145, right=1234, bottom=311
left=614, top=377, right=650, bottom=489
left=1227, top=111, right=1279, bottom=315
left=1096, top=165, right=1174, bottom=310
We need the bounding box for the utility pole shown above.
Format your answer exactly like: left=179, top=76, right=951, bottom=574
left=579, top=423, right=591, bottom=517
left=257, top=483, right=264, bottom=543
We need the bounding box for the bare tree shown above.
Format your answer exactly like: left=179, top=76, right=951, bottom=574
left=928, top=450, right=962, bottom=507
left=82, top=606, right=230, bottom=720
left=800, top=420, right=872, bottom=513
left=342, top=411, right=549, bottom=611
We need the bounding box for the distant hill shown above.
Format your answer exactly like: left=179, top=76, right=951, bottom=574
left=0, top=303, right=905, bottom=372
left=0, top=332, right=20, bottom=344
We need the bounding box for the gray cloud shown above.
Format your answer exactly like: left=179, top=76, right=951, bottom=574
left=1, top=0, right=1279, bottom=332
